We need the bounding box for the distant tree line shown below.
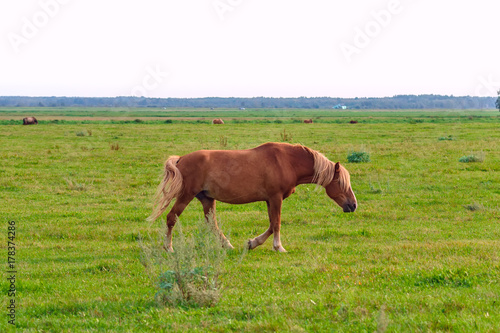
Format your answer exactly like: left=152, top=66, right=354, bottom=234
left=0, top=95, right=496, bottom=109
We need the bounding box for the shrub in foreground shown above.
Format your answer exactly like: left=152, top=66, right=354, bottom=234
left=139, top=217, right=226, bottom=308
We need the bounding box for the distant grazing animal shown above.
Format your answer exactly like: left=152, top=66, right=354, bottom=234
left=23, top=117, right=38, bottom=125
left=303, top=119, right=313, bottom=124
left=349, top=120, right=358, bottom=124
left=148, top=142, right=357, bottom=252
left=212, top=118, right=224, bottom=124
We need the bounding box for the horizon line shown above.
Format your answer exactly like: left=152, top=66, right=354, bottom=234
left=0, top=94, right=496, bottom=99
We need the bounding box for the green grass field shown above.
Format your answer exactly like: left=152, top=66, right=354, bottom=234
left=1, top=107, right=499, bottom=124
left=1, top=108, right=499, bottom=332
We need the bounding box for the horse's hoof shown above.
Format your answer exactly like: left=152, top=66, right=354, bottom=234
left=225, top=242, right=235, bottom=250
left=273, top=246, right=287, bottom=253
left=247, top=239, right=254, bottom=250
left=163, top=245, right=174, bottom=252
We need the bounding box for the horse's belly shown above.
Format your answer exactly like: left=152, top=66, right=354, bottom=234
left=203, top=181, right=267, bottom=204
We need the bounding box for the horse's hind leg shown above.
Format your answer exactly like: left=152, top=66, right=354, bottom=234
left=248, top=228, right=272, bottom=250
left=196, top=192, right=234, bottom=249
left=164, top=194, right=194, bottom=252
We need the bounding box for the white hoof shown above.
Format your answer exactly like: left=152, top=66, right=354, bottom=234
left=273, top=245, right=287, bottom=253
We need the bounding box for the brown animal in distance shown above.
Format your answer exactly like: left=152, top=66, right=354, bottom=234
left=303, top=119, right=313, bottom=123
left=148, top=142, right=357, bottom=253
left=23, top=117, right=38, bottom=125
left=212, top=118, right=224, bottom=124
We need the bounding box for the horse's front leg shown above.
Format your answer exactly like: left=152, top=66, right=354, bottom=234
left=248, top=197, right=286, bottom=252
left=268, top=197, right=286, bottom=252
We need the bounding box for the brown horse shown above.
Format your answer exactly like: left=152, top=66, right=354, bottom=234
left=23, top=117, right=38, bottom=125
left=212, top=118, right=224, bottom=124
left=148, top=142, right=357, bottom=252
left=303, top=119, right=313, bottom=124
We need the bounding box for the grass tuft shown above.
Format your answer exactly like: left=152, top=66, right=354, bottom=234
left=463, top=203, right=484, bottom=211
left=414, top=269, right=474, bottom=288
left=347, top=149, right=370, bottom=163
left=369, top=182, right=383, bottom=194
left=459, top=152, right=484, bottom=163
left=280, top=128, right=293, bottom=142
left=139, top=217, right=226, bottom=308
left=65, top=178, right=87, bottom=191
left=376, top=305, right=388, bottom=333
left=219, top=135, right=228, bottom=147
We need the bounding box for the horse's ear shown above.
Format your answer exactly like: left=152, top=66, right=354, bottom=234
left=335, top=162, right=340, bottom=173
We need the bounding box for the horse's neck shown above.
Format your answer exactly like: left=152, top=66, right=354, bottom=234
left=292, top=147, right=317, bottom=185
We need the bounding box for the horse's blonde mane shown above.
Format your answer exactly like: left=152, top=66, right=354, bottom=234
left=302, top=146, right=350, bottom=191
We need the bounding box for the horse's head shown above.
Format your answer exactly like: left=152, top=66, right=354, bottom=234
left=325, top=162, right=357, bottom=212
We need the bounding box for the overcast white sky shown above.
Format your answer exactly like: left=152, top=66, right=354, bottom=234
left=0, top=0, right=498, bottom=98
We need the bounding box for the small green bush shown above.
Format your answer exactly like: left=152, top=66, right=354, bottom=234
left=459, top=153, right=484, bottom=163
left=438, top=135, right=454, bottom=141
left=347, top=151, right=370, bottom=163
left=139, top=217, right=226, bottom=308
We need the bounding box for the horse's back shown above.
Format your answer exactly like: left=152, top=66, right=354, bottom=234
left=176, top=144, right=297, bottom=203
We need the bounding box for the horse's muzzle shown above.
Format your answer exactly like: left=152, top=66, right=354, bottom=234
left=343, top=202, right=357, bottom=213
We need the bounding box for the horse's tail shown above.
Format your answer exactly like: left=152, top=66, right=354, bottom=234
left=147, top=156, right=183, bottom=222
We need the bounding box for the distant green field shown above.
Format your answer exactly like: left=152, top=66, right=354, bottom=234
left=1, top=107, right=499, bottom=124
left=1, top=108, right=499, bottom=332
